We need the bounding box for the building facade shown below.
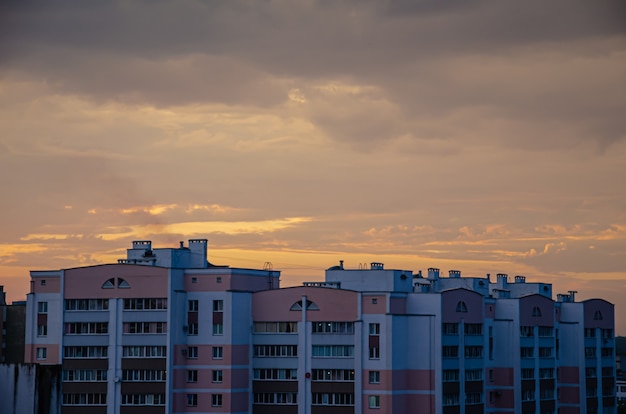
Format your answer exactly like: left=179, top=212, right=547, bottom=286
left=1, top=285, right=26, bottom=364
left=25, top=239, right=616, bottom=414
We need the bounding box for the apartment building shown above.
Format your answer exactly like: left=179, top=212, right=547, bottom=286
left=25, top=239, right=616, bottom=414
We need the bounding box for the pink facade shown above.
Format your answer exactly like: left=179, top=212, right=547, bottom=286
left=64, top=264, right=168, bottom=298
left=252, top=286, right=358, bottom=321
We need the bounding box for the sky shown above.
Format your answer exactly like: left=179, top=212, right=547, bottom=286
left=1, top=1, right=625, bottom=332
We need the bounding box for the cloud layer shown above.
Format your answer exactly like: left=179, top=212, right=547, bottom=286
left=1, top=0, right=625, bottom=331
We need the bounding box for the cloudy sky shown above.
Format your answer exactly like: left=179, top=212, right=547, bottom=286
left=1, top=0, right=625, bottom=332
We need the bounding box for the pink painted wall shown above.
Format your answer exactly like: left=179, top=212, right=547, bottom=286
left=519, top=294, right=554, bottom=326
left=583, top=299, right=614, bottom=328
left=559, top=386, right=580, bottom=404
left=363, top=295, right=386, bottom=315
left=64, top=264, right=168, bottom=298
left=31, top=277, right=60, bottom=294
left=172, top=391, right=240, bottom=412
left=490, top=388, right=514, bottom=409
left=491, top=367, right=514, bottom=386
left=252, top=287, right=358, bottom=322
left=559, top=366, right=579, bottom=384
left=391, top=394, right=434, bottom=414
left=441, top=289, right=483, bottom=323
left=389, top=297, right=406, bottom=314
left=24, top=343, right=59, bottom=364
left=173, top=344, right=249, bottom=366
left=184, top=272, right=280, bottom=293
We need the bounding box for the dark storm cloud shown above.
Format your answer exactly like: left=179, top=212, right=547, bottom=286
left=1, top=0, right=625, bottom=148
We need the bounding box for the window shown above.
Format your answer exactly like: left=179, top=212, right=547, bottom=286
left=211, top=394, right=223, bottom=407
left=256, top=369, right=298, bottom=380
left=522, top=368, right=534, bottom=379
left=254, top=345, right=298, bottom=357
left=212, top=323, right=224, bottom=335
left=64, top=369, right=108, bottom=382
left=443, top=346, right=459, bottom=358
left=36, top=347, right=47, bottom=360
left=538, top=326, right=553, bottom=337
left=37, top=302, right=48, bottom=313
left=121, top=393, right=165, bottom=406
left=585, top=347, right=596, bottom=358
left=213, top=300, right=223, bottom=311
left=212, top=346, right=223, bottom=359
left=187, top=323, right=198, bottom=336
left=539, top=347, right=552, bottom=358
left=65, top=299, right=109, bottom=311
left=121, top=370, right=165, bottom=382
left=102, top=278, right=114, bottom=289
left=520, top=326, right=534, bottom=337
left=65, top=322, right=108, bottom=334
left=187, top=394, right=197, bottom=407
left=465, top=369, right=482, bottom=381
left=466, top=392, right=482, bottom=405
left=191, top=277, right=197, bottom=283
left=123, top=298, right=167, bottom=310
left=369, top=371, right=380, bottom=384
left=254, top=392, right=298, bottom=404
left=212, top=370, right=223, bottom=383
left=122, top=346, right=166, bottom=358
left=522, top=389, right=535, bottom=401
left=585, top=367, right=596, bottom=378
left=464, top=324, right=482, bottom=335
left=594, top=310, right=603, bottom=320
left=312, top=370, right=354, bottom=382
left=311, top=345, right=353, bottom=358
left=188, top=300, right=198, bottom=312
left=123, top=322, right=166, bottom=334
left=539, top=368, right=554, bottom=379
left=255, top=322, right=298, bottom=333
left=369, top=323, right=380, bottom=335
left=40, top=280, right=46, bottom=286
left=521, top=347, right=534, bottom=358
left=369, top=346, right=380, bottom=359
left=312, top=322, right=353, bottom=334
left=117, top=278, right=130, bottom=288
left=585, top=328, right=596, bottom=337
left=187, top=370, right=198, bottom=383
left=372, top=298, right=378, bottom=304
left=216, top=277, right=222, bottom=283
left=443, top=370, right=459, bottom=382
left=37, top=325, right=48, bottom=336
left=288, top=389, right=330, bottom=406
left=442, top=323, right=458, bottom=335
left=532, top=306, right=542, bottom=317
left=63, top=393, right=107, bottom=405
left=187, top=346, right=198, bottom=359
left=368, top=395, right=380, bottom=408
left=65, top=346, right=108, bottom=358
left=601, top=347, right=613, bottom=358
left=443, top=393, right=460, bottom=406
left=456, top=301, right=468, bottom=312
left=465, top=346, right=483, bottom=358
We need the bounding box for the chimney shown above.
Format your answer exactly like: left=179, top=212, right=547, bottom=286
left=568, top=290, right=577, bottom=302
left=496, top=273, right=508, bottom=288
left=514, top=275, right=526, bottom=284
left=339, top=260, right=344, bottom=270
left=427, top=268, right=440, bottom=280
left=449, top=270, right=461, bottom=278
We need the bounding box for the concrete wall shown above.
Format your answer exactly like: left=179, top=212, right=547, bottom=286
left=0, top=363, right=60, bottom=414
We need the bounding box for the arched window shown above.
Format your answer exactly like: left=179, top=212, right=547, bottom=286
left=456, top=301, right=468, bottom=312
left=532, top=306, right=542, bottom=317
left=101, top=278, right=115, bottom=289
left=290, top=300, right=319, bottom=311
left=594, top=310, right=603, bottom=320
left=117, top=278, right=130, bottom=288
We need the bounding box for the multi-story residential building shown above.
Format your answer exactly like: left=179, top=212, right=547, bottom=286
left=25, top=239, right=616, bottom=414
left=1, top=285, right=26, bottom=364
